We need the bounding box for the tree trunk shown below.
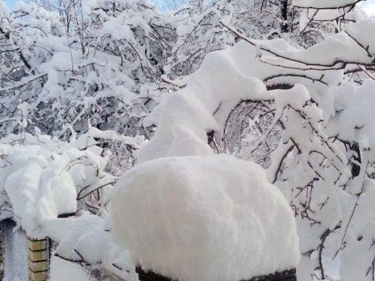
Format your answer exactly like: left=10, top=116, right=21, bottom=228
left=280, top=0, right=289, bottom=33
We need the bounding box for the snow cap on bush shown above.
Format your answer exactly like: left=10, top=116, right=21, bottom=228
left=110, top=154, right=300, bottom=281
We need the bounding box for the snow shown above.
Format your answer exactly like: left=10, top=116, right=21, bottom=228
left=138, top=38, right=341, bottom=175
left=50, top=253, right=138, bottom=281
left=41, top=213, right=136, bottom=281
left=299, top=6, right=366, bottom=26
left=345, top=18, right=375, bottom=54
left=0, top=0, right=9, bottom=17
left=110, top=154, right=300, bottom=281
left=292, top=0, right=360, bottom=9
left=3, top=220, right=28, bottom=281
left=326, top=80, right=375, bottom=163
left=50, top=256, right=92, bottom=281
left=363, top=4, right=375, bottom=16
left=0, top=132, right=140, bottom=279
left=137, top=41, right=280, bottom=163
left=176, top=24, right=193, bottom=37
left=257, top=17, right=375, bottom=71
left=102, top=16, right=135, bottom=42
left=88, top=126, right=141, bottom=148
left=4, top=0, right=375, bottom=279
left=50, top=215, right=110, bottom=264
left=1, top=145, right=77, bottom=237
left=136, top=92, right=218, bottom=162
left=132, top=27, right=374, bottom=280
left=260, top=33, right=368, bottom=68
left=0, top=133, right=116, bottom=238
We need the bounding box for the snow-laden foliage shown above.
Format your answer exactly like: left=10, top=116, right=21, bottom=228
left=111, top=155, right=299, bottom=281
left=163, top=0, right=287, bottom=79
left=0, top=133, right=115, bottom=231
left=0, top=0, right=174, bottom=176
left=163, top=0, right=365, bottom=80
left=2, top=0, right=375, bottom=280
left=0, top=0, right=359, bottom=169
left=0, top=132, right=136, bottom=279
left=136, top=2, right=375, bottom=279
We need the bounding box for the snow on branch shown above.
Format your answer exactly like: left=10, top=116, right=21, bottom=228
left=292, top=0, right=363, bottom=10
left=0, top=133, right=115, bottom=236
left=222, top=19, right=375, bottom=71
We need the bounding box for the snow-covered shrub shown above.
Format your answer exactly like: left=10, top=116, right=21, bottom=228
left=0, top=132, right=114, bottom=237
left=132, top=5, right=375, bottom=277
left=0, top=0, right=179, bottom=178
left=0, top=132, right=137, bottom=278
left=2, top=0, right=375, bottom=279
left=110, top=155, right=300, bottom=281
left=0, top=0, right=173, bottom=161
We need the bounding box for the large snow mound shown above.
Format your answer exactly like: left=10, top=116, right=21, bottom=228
left=110, top=155, right=300, bottom=281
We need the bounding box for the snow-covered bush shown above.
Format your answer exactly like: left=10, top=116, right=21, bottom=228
left=0, top=132, right=137, bottom=279
left=0, top=1, right=171, bottom=169
left=2, top=0, right=375, bottom=279
left=0, top=0, right=174, bottom=176
left=132, top=2, right=375, bottom=277
left=0, top=132, right=114, bottom=236
left=110, top=155, right=300, bottom=281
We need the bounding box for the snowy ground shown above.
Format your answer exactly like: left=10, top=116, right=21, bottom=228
left=50, top=257, right=92, bottom=281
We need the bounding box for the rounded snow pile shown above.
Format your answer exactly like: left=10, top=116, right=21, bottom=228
left=110, top=155, right=299, bottom=281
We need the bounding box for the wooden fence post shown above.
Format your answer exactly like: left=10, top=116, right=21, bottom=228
left=28, top=237, right=50, bottom=281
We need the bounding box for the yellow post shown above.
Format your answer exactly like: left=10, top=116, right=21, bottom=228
left=28, top=237, right=49, bottom=281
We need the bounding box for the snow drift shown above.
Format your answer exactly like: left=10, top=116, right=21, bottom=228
left=110, top=154, right=300, bottom=281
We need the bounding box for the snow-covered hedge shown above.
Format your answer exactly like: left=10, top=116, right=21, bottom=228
left=110, top=155, right=300, bottom=281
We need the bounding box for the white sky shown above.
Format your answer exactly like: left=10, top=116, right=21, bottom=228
left=363, top=0, right=375, bottom=5
left=362, top=0, right=375, bottom=15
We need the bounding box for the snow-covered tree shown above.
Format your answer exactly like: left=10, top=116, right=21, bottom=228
left=3, top=0, right=375, bottom=279
left=134, top=1, right=375, bottom=280
left=163, top=0, right=358, bottom=81
left=0, top=0, right=179, bottom=175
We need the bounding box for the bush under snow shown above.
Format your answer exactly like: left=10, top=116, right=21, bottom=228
left=110, top=154, right=300, bottom=281
left=0, top=133, right=114, bottom=238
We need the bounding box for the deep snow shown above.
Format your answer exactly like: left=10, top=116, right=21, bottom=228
left=110, top=154, right=300, bottom=281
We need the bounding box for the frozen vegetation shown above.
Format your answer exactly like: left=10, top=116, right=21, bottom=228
left=111, top=155, right=299, bottom=281
left=1, top=0, right=375, bottom=280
